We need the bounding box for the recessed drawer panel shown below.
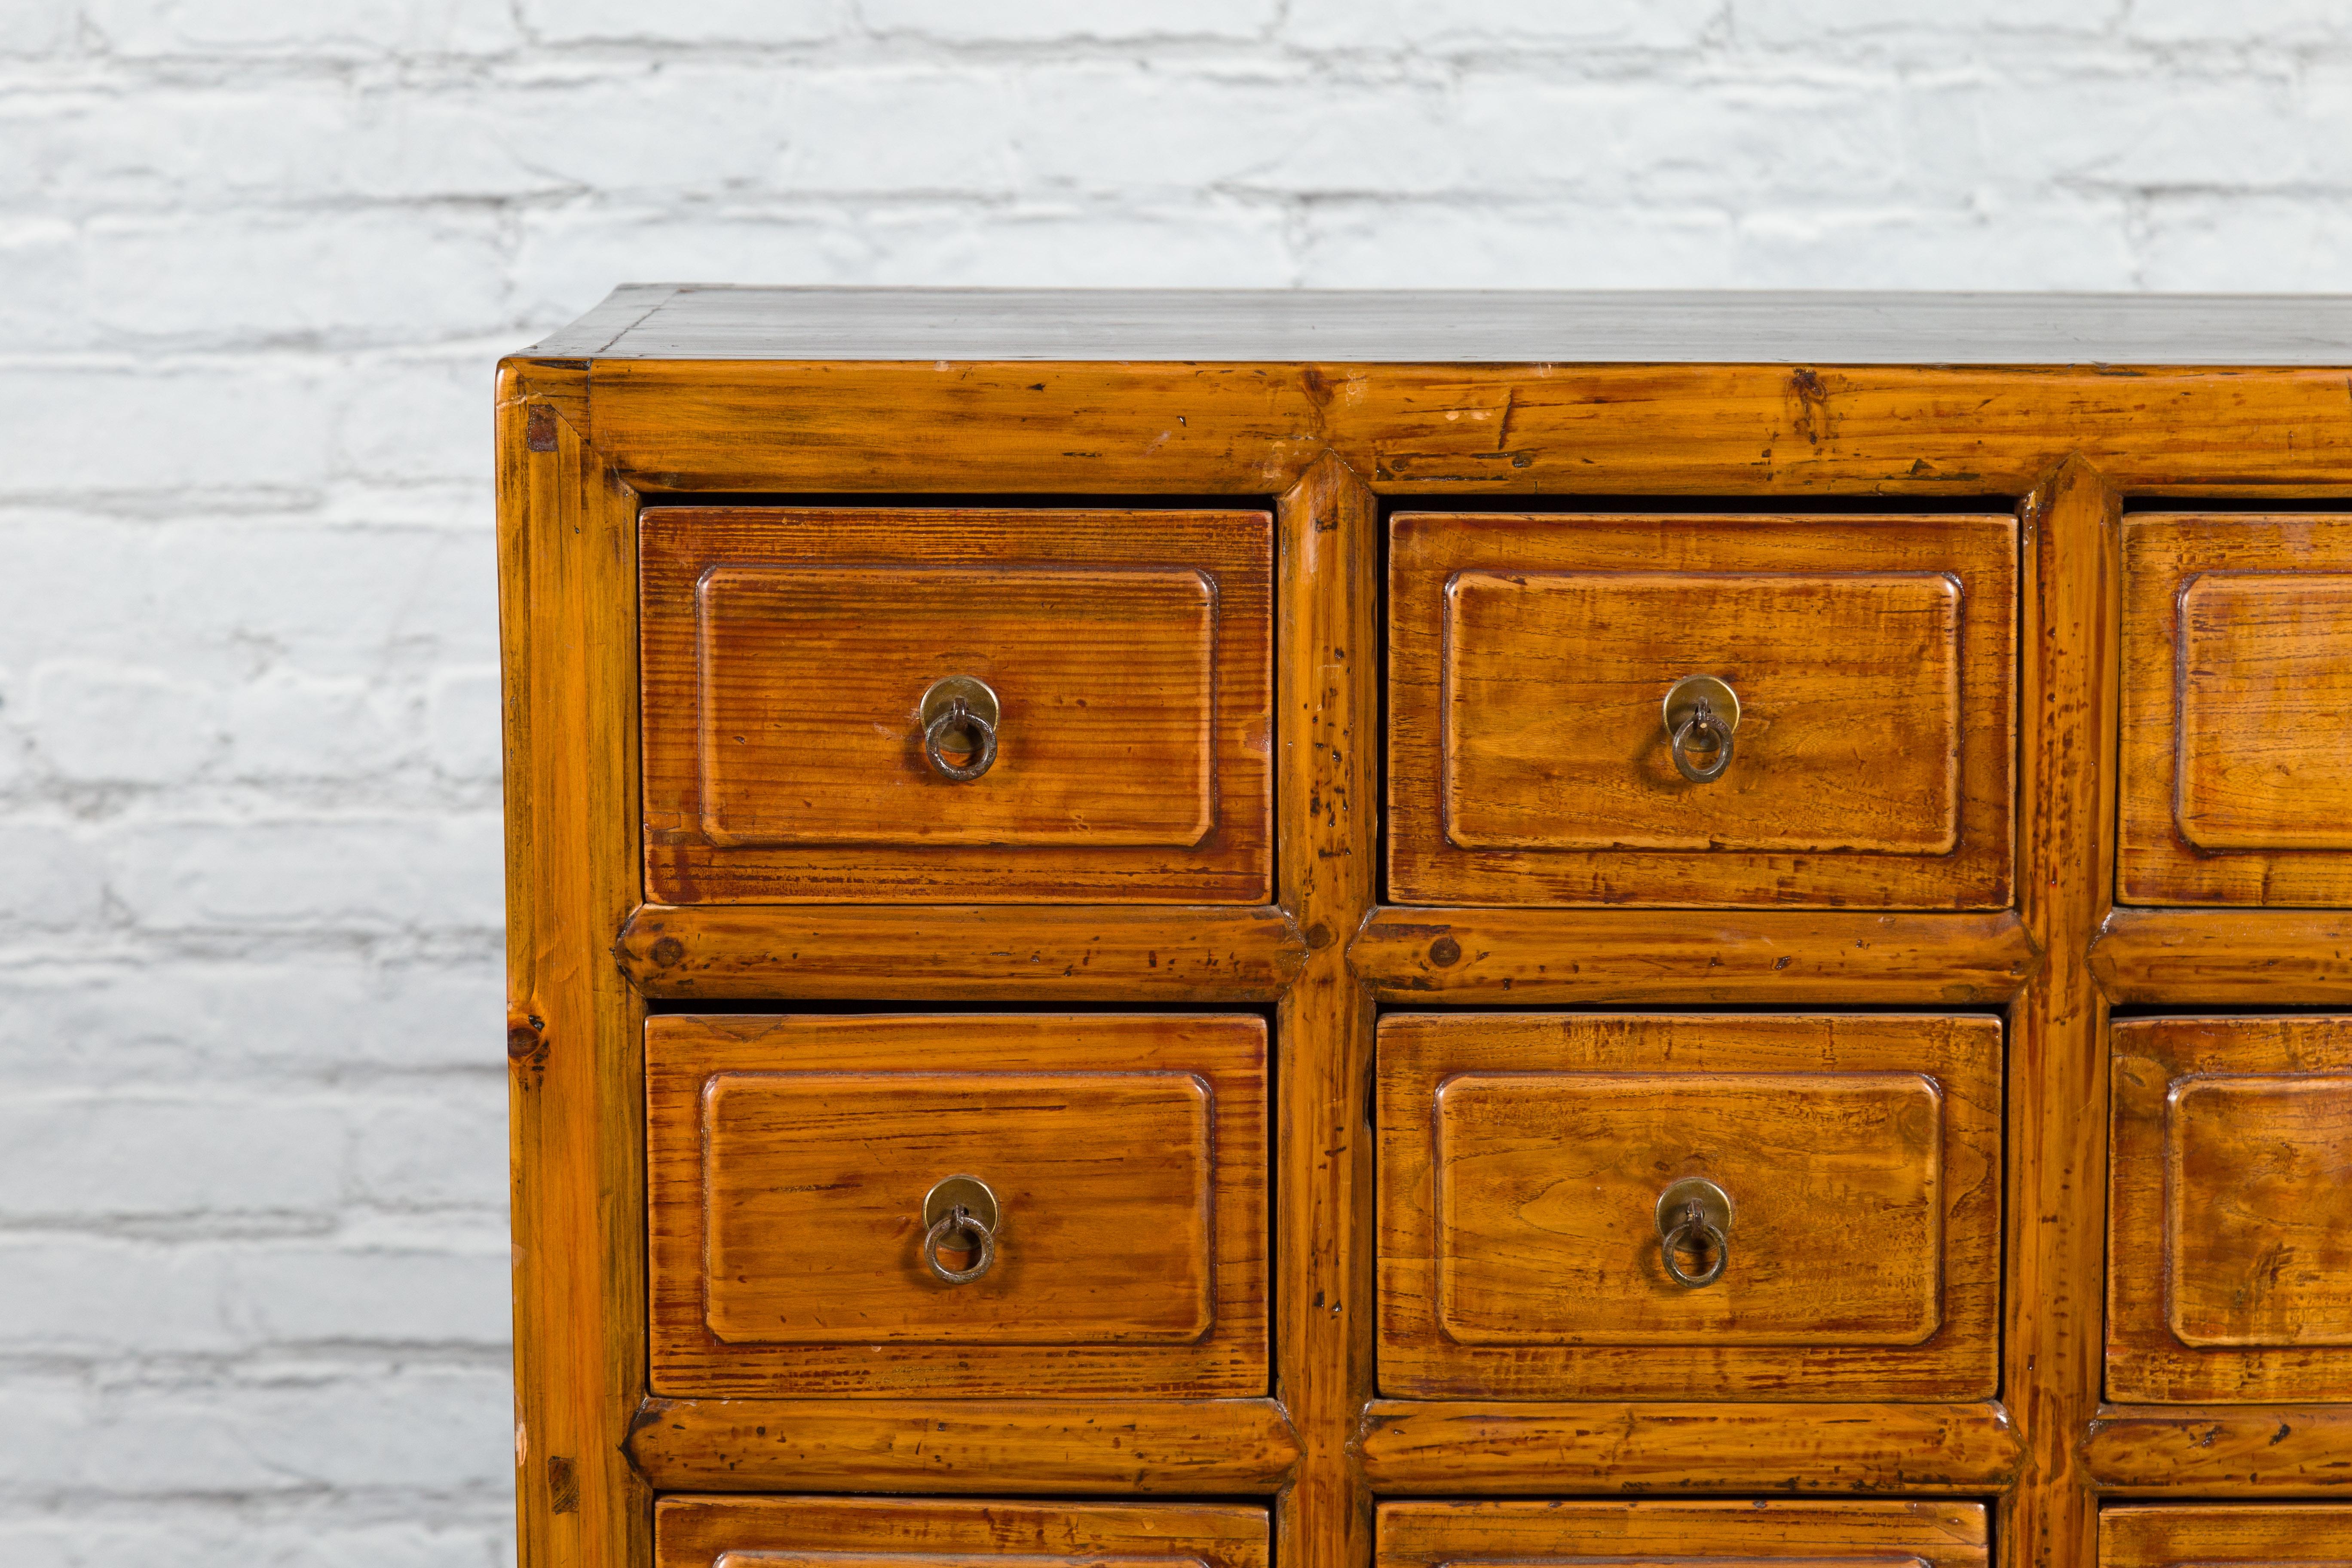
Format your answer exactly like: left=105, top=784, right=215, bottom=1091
left=2122, top=515, right=2352, bottom=903
left=2108, top=1017, right=2352, bottom=1402
left=643, top=507, right=1273, bottom=904
left=1387, top=512, right=2017, bottom=908
left=2103, top=1504, right=2352, bottom=1565
left=649, top=1013, right=1266, bottom=1398
left=1379, top=1013, right=2001, bottom=1400
left=657, top=1498, right=1270, bottom=1568
left=1378, top=1500, right=1988, bottom=1568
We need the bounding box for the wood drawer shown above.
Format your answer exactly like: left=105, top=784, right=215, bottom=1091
left=1387, top=511, right=2017, bottom=908
left=2108, top=1016, right=2352, bottom=1402
left=641, top=506, right=1273, bottom=904
left=2104, top=1504, right=2352, bottom=1564
left=2122, top=514, right=2352, bottom=905
left=656, top=1498, right=1270, bottom=1568
left=647, top=1012, right=1266, bottom=1397
left=1377, top=1012, right=2001, bottom=1399
left=1378, top=1501, right=1988, bottom=1568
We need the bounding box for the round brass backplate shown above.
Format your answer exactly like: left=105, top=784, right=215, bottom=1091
left=920, top=675, right=1000, bottom=730
left=1654, top=1176, right=1735, bottom=1240
left=1662, top=674, right=1740, bottom=738
left=922, top=1174, right=1000, bottom=1234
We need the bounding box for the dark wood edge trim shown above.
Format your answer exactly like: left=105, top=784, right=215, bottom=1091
left=625, top=1396, right=1302, bottom=1494
left=2092, top=906, right=2352, bottom=1004
left=1351, top=907, right=2040, bottom=1004
left=612, top=902, right=1308, bottom=1000
left=2084, top=1406, right=2352, bottom=1493
left=1352, top=1399, right=2022, bottom=1494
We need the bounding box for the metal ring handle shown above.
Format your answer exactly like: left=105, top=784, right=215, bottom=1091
left=924, top=698, right=998, bottom=783
left=1670, top=707, right=1735, bottom=784
left=1660, top=1207, right=1729, bottom=1288
left=922, top=1204, right=997, bottom=1284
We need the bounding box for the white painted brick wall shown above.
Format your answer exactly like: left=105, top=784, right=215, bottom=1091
left=3, top=3, right=2347, bottom=1563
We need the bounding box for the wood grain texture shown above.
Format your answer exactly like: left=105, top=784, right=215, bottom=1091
left=626, top=1396, right=1299, bottom=1494
left=1378, top=1012, right=2001, bottom=1400
left=1442, top=570, right=1962, bottom=853
left=1271, top=455, right=1380, bottom=1568
left=694, top=564, right=1219, bottom=847
left=1376, top=1500, right=1988, bottom=1568
left=2100, top=1504, right=2352, bottom=1562
left=586, top=361, right=2352, bottom=499
left=2108, top=1016, right=2352, bottom=1403
left=497, top=368, right=649, bottom=1568
left=1387, top=512, right=2016, bottom=908
left=2121, top=514, right=2352, bottom=904
left=546, top=285, right=2352, bottom=365
left=1352, top=909, right=2039, bottom=1004
left=614, top=903, right=1306, bottom=1000
left=2086, top=1408, right=2352, bottom=1493
left=655, top=1497, right=1269, bottom=1568
left=641, top=507, right=1272, bottom=903
left=1355, top=1400, right=2021, bottom=1494
left=646, top=1013, right=1266, bottom=1399
left=2092, top=908, right=2352, bottom=1003
left=2003, top=457, right=2121, bottom=1568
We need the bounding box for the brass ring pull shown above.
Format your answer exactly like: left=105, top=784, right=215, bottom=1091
left=1655, top=1176, right=1734, bottom=1290
left=922, top=1206, right=997, bottom=1283
left=921, top=1174, right=1000, bottom=1285
left=919, top=676, right=1000, bottom=783
left=1663, top=674, right=1741, bottom=785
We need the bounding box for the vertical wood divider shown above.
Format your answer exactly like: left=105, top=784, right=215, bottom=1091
left=2005, top=456, right=2122, bottom=1568
left=500, top=370, right=652, bottom=1568
left=1274, top=452, right=1381, bottom=1568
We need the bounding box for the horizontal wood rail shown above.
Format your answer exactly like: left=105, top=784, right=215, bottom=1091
left=626, top=1396, right=1301, bottom=1493
left=615, top=903, right=1308, bottom=1000
left=1351, top=909, right=2039, bottom=1005
left=2092, top=907, right=2352, bottom=1004
left=1355, top=1400, right=2022, bottom=1494
left=2085, top=1407, right=2352, bottom=1493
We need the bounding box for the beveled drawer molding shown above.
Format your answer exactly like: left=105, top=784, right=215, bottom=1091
left=1378, top=1011, right=2001, bottom=1401
left=2108, top=1016, right=2352, bottom=1404
left=2122, top=514, right=2352, bottom=906
left=1376, top=1499, right=1989, bottom=1568
left=2100, top=1504, right=2352, bottom=1565
left=641, top=505, right=1274, bottom=905
left=655, top=1497, right=1271, bottom=1568
left=646, top=1012, right=1267, bottom=1399
left=1387, top=511, right=2017, bottom=909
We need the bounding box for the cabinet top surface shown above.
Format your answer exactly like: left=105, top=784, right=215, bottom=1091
left=525, top=284, right=2352, bottom=366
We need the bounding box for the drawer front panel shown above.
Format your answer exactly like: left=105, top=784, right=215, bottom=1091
left=2103, top=1504, right=2352, bottom=1565
left=643, top=507, right=1273, bottom=904
left=2122, top=515, right=2352, bottom=903
left=1380, top=1013, right=2000, bottom=1399
left=1378, top=1500, right=1988, bottom=1568
left=2109, top=1017, right=2352, bottom=1401
left=649, top=1013, right=1266, bottom=1397
left=699, top=1071, right=1213, bottom=1345
left=657, top=1498, right=1270, bottom=1568
left=695, top=564, right=1217, bottom=848
left=1388, top=512, right=2017, bottom=909
left=1442, top=570, right=1961, bottom=854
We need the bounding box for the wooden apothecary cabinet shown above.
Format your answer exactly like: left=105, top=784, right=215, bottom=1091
left=499, top=288, right=2352, bottom=1568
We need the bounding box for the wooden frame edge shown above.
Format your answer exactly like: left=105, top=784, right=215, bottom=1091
left=1353, top=908, right=2039, bottom=1004
left=2084, top=1406, right=2352, bottom=1494
left=614, top=902, right=1308, bottom=1000
left=2092, top=906, right=2352, bottom=1003
left=626, top=1396, right=1302, bottom=1494
left=1354, top=1399, right=2022, bottom=1494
